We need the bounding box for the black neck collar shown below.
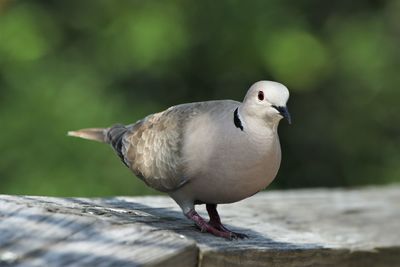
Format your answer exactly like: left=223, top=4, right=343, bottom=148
left=233, top=108, right=244, bottom=131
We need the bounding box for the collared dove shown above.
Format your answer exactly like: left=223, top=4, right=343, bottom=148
left=68, top=80, right=291, bottom=239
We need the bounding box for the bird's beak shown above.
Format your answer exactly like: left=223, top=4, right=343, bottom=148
left=273, top=106, right=292, bottom=124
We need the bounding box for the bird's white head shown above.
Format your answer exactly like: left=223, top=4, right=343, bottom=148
left=241, top=81, right=291, bottom=125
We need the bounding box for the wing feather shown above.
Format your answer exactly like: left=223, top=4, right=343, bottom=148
left=122, top=106, right=187, bottom=191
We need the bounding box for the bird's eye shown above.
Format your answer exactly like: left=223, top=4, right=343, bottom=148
left=258, top=91, right=264, bottom=101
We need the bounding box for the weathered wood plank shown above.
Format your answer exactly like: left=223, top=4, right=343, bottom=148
left=0, top=196, right=198, bottom=267
left=0, top=186, right=399, bottom=267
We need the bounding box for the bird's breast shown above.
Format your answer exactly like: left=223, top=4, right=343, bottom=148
left=181, top=122, right=282, bottom=204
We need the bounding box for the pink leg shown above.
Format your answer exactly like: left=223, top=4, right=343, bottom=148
left=185, top=209, right=236, bottom=239
left=206, top=204, right=248, bottom=239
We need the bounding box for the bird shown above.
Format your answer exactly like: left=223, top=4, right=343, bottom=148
left=68, top=80, right=291, bottom=239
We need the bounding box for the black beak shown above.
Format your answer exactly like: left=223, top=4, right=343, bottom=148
left=273, top=105, right=292, bottom=124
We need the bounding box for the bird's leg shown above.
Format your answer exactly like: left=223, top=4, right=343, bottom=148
left=206, top=204, right=248, bottom=239
left=185, top=209, right=235, bottom=239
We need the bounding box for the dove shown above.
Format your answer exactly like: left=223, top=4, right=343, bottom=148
left=68, top=80, right=291, bottom=239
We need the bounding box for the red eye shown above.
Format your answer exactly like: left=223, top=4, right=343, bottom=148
left=258, top=91, right=264, bottom=101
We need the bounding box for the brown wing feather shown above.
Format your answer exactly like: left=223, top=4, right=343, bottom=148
left=121, top=106, right=189, bottom=192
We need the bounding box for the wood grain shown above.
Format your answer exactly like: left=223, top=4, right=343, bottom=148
left=0, top=186, right=399, bottom=267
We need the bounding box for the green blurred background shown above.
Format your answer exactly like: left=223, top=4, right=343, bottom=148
left=0, top=0, right=399, bottom=197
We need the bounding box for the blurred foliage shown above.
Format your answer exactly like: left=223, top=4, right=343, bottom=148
left=0, top=0, right=399, bottom=196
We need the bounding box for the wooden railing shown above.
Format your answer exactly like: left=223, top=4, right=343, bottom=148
left=0, top=186, right=399, bottom=266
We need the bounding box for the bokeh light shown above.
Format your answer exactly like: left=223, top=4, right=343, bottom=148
left=0, top=0, right=398, bottom=196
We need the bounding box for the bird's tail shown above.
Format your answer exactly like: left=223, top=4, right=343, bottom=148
left=68, top=125, right=129, bottom=165
left=67, top=128, right=107, bottom=143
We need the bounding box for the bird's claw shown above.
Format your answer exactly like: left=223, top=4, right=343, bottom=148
left=209, top=221, right=248, bottom=239
left=186, top=209, right=248, bottom=240
left=195, top=222, right=248, bottom=239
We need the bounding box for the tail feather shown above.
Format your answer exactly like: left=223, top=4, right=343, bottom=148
left=68, top=125, right=129, bottom=166
left=67, top=128, right=107, bottom=143
left=105, top=124, right=129, bottom=165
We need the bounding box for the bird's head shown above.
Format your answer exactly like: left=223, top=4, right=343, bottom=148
left=241, top=81, right=291, bottom=125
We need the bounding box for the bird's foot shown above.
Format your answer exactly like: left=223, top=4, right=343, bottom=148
left=205, top=203, right=249, bottom=239
left=185, top=209, right=247, bottom=240
left=209, top=221, right=248, bottom=239
left=196, top=221, right=237, bottom=239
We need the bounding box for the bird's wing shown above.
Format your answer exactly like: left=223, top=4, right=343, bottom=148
left=118, top=100, right=240, bottom=192
left=120, top=103, right=201, bottom=192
